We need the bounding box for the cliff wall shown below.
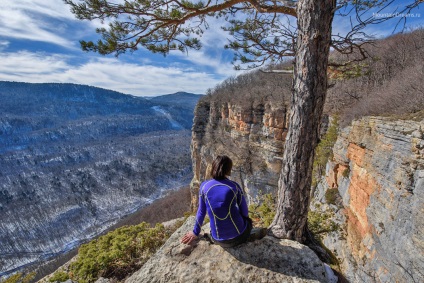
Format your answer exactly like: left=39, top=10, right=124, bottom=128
left=190, top=97, right=288, bottom=209
left=311, top=116, right=423, bottom=282
left=191, top=97, right=423, bottom=282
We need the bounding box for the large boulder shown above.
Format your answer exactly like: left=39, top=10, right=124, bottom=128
left=126, top=217, right=328, bottom=283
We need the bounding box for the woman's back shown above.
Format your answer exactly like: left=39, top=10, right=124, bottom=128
left=181, top=155, right=252, bottom=247
left=199, top=178, right=248, bottom=240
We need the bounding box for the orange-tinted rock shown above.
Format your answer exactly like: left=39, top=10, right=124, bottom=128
left=347, top=163, right=378, bottom=237
left=347, top=143, right=366, bottom=166
left=312, top=116, right=424, bottom=283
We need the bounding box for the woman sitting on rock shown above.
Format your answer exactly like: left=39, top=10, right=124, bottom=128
left=181, top=155, right=253, bottom=248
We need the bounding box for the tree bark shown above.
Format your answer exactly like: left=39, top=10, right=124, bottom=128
left=269, top=0, right=336, bottom=242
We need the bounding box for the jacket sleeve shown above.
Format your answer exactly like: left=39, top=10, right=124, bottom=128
left=193, top=188, right=206, bottom=236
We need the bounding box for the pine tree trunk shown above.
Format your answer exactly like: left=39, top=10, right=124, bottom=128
left=269, top=0, right=336, bottom=242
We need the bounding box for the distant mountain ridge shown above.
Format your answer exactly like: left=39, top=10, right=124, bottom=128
left=0, top=81, right=201, bottom=119
left=0, top=82, right=202, bottom=153
left=0, top=81, right=201, bottom=276
left=149, top=91, right=203, bottom=110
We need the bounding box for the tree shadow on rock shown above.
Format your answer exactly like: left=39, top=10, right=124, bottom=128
left=224, top=236, right=327, bottom=283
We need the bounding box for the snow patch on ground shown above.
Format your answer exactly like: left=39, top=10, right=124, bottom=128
left=151, top=106, right=183, bottom=130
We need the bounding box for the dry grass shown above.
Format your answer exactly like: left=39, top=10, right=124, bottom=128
left=109, top=186, right=191, bottom=227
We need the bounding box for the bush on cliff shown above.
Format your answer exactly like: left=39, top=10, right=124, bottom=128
left=0, top=273, right=35, bottom=283
left=308, top=209, right=340, bottom=237
left=69, top=222, right=177, bottom=283
left=48, top=271, right=69, bottom=282
left=249, top=193, right=276, bottom=227
left=325, top=188, right=340, bottom=205
left=312, top=116, right=339, bottom=187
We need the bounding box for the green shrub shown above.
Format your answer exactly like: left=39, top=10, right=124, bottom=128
left=69, top=222, right=176, bottom=283
left=0, top=272, right=35, bottom=283
left=249, top=193, right=276, bottom=227
left=325, top=188, right=339, bottom=205
left=307, top=208, right=343, bottom=268
left=49, top=271, right=69, bottom=282
left=312, top=116, right=339, bottom=187
left=342, top=167, right=350, bottom=178
left=308, top=209, right=340, bottom=239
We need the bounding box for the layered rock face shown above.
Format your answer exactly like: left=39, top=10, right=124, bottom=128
left=126, top=216, right=328, bottom=283
left=311, top=117, right=424, bottom=282
left=190, top=98, right=288, bottom=209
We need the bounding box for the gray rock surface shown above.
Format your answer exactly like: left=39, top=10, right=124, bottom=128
left=94, top=277, right=110, bottom=283
left=126, top=217, right=327, bottom=283
left=311, top=116, right=424, bottom=282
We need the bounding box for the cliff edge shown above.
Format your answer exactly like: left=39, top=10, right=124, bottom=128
left=125, top=216, right=328, bottom=283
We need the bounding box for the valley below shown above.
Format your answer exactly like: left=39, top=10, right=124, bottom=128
left=0, top=82, right=199, bottom=276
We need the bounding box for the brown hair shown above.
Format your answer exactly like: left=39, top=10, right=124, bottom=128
left=211, top=155, right=233, bottom=180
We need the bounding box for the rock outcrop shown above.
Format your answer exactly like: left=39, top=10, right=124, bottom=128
left=311, top=116, right=424, bottom=282
left=126, top=216, right=328, bottom=283
left=190, top=92, right=424, bottom=282
left=190, top=97, right=289, bottom=209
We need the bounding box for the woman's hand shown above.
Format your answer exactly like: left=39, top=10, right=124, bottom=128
left=181, top=231, right=198, bottom=245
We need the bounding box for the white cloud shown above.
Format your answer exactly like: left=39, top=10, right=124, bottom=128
left=0, top=51, right=69, bottom=75
left=0, top=1, right=107, bottom=48
left=0, top=51, right=223, bottom=96
left=0, top=1, right=77, bottom=48
left=60, top=57, right=223, bottom=95
left=0, top=40, right=9, bottom=51
left=171, top=49, right=238, bottom=78
left=0, top=1, right=242, bottom=79
left=0, top=3, right=236, bottom=96
left=169, top=17, right=241, bottom=78
left=4, top=0, right=75, bottom=20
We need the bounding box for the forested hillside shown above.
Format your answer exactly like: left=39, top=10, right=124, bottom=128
left=0, top=82, right=201, bottom=276
left=202, top=28, right=424, bottom=123
left=326, top=28, right=424, bottom=124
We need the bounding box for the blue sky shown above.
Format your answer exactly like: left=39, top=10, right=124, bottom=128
left=0, top=1, right=422, bottom=97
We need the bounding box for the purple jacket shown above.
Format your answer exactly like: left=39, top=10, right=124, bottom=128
left=193, top=178, right=249, bottom=241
